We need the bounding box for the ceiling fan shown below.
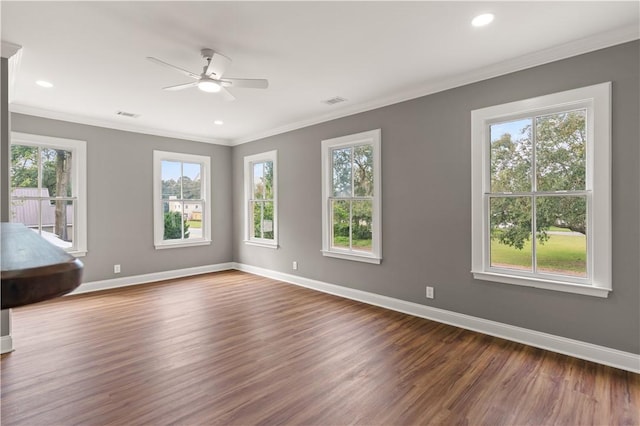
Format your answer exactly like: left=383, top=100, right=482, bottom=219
left=147, top=48, right=268, bottom=101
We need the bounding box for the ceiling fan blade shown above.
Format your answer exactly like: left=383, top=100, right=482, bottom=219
left=162, top=81, right=199, bottom=91
left=206, top=52, right=231, bottom=78
left=219, top=87, right=236, bottom=101
left=147, top=57, right=200, bottom=79
left=221, top=78, right=269, bottom=89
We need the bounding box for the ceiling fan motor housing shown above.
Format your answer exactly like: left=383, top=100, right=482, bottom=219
left=201, top=48, right=215, bottom=60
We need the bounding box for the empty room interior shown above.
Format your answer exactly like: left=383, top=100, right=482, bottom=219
left=1, top=2, right=639, bottom=425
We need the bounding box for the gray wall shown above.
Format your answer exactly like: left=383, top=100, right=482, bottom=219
left=232, top=41, right=640, bottom=354
left=10, top=115, right=234, bottom=282
left=5, top=41, right=638, bottom=355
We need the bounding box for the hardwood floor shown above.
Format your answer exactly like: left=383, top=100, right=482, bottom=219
left=1, top=270, right=638, bottom=425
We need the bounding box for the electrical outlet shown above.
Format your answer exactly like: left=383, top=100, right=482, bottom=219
left=114, top=264, right=121, bottom=274
left=292, top=261, right=298, bottom=270
left=426, top=286, right=434, bottom=299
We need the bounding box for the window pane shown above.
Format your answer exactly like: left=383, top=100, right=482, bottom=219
left=161, top=161, right=181, bottom=199
left=262, top=201, right=274, bottom=240
left=167, top=198, right=182, bottom=215
left=263, top=161, right=274, bottom=200
left=353, top=145, right=373, bottom=197
left=11, top=145, right=39, bottom=190
left=42, top=148, right=73, bottom=197
left=182, top=163, right=202, bottom=199
left=251, top=200, right=275, bottom=240
left=490, top=119, right=532, bottom=192
left=253, top=162, right=265, bottom=199
left=40, top=200, right=53, bottom=234
left=44, top=199, right=74, bottom=249
left=490, top=196, right=532, bottom=271
left=184, top=201, right=203, bottom=240
left=251, top=201, right=262, bottom=238
left=536, top=196, right=587, bottom=277
left=332, top=148, right=352, bottom=197
left=536, top=110, right=586, bottom=191
left=351, top=200, right=372, bottom=252
left=331, top=199, right=350, bottom=249
left=163, top=203, right=185, bottom=240
left=10, top=197, right=38, bottom=227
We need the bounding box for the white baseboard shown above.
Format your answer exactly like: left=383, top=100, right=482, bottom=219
left=233, top=262, right=640, bottom=374
left=71, top=262, right=235, bottom=295
left=60, top=261, right=639, bottom=373
left=1, top=335, right=14, bottom=354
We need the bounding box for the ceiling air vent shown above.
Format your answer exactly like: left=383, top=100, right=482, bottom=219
left=116, top=110, right=140, bottom=118
left=322, top=96, right=347, bottom=106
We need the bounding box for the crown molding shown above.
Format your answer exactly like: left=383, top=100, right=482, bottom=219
left=231, top=25, right=639, bottom=146
left=9, top=104, right=232, bottom=146
left=1, top=41, right=21, bottom=59
left=7, top=26, right=638, bottom=147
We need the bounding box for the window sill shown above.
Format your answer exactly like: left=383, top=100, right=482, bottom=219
left=155, top=240, right=211, bottom=250
left=244, top=240, right=279, bottom=249
left=472, top=270, right=611, bottom=298
left=69, top=250, right=87, bottom=258
left=322, top=250, right=381, bottom=264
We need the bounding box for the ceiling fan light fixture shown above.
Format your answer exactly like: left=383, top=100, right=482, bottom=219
left=198, top=79, right=222, bottom=93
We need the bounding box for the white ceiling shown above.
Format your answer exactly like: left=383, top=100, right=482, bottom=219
left=2, top=1, right=638, bottom=146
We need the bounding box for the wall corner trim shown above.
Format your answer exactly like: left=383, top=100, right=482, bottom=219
left=1, top=335, right=14, bottom=354
left=71, top=262, right=235, bottom=295
left=233, top=262, right=640, bottom=374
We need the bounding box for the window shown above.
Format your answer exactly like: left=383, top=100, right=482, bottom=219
left=321, top=129, right=381, bottom=264
left=244, top=150, right=278, bottom=247
left=9, top=132, right=87, bottom=256
left=153, top=150, right=211, bottom=249
left=471, top=83, right=611, bottom=297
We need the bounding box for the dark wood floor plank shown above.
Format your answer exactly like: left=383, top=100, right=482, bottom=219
left=1, top=270, right=638, bottom=425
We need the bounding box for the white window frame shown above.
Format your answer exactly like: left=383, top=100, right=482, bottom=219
left=153, top=150, right=211, bottom=249
left=321, top=129, right=382, bottom=264
left=243, top=150, right=278, bottom=248
left=10, top=132, right=88, bottom=257
left=471, top=82, right=611, bottom=298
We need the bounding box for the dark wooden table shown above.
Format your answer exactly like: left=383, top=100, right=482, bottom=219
left=1, top=223, right=83, bottom=309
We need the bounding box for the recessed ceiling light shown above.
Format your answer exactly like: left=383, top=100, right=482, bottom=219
left=36, top=80, right=53, bottom=88
left=214, top=120, right=224, bottom=125
left=472, top=13, right=494, bottom=27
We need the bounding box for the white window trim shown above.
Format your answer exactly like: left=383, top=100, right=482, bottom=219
left=321, top=129, right=382, bottom=264
left=10, top=132, right=88, bottom=257
left=153, top=150, right=211, bottom=249
left=243, top=150, right=278, bottom=248
left=471, top=82, right=611, bottom=298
